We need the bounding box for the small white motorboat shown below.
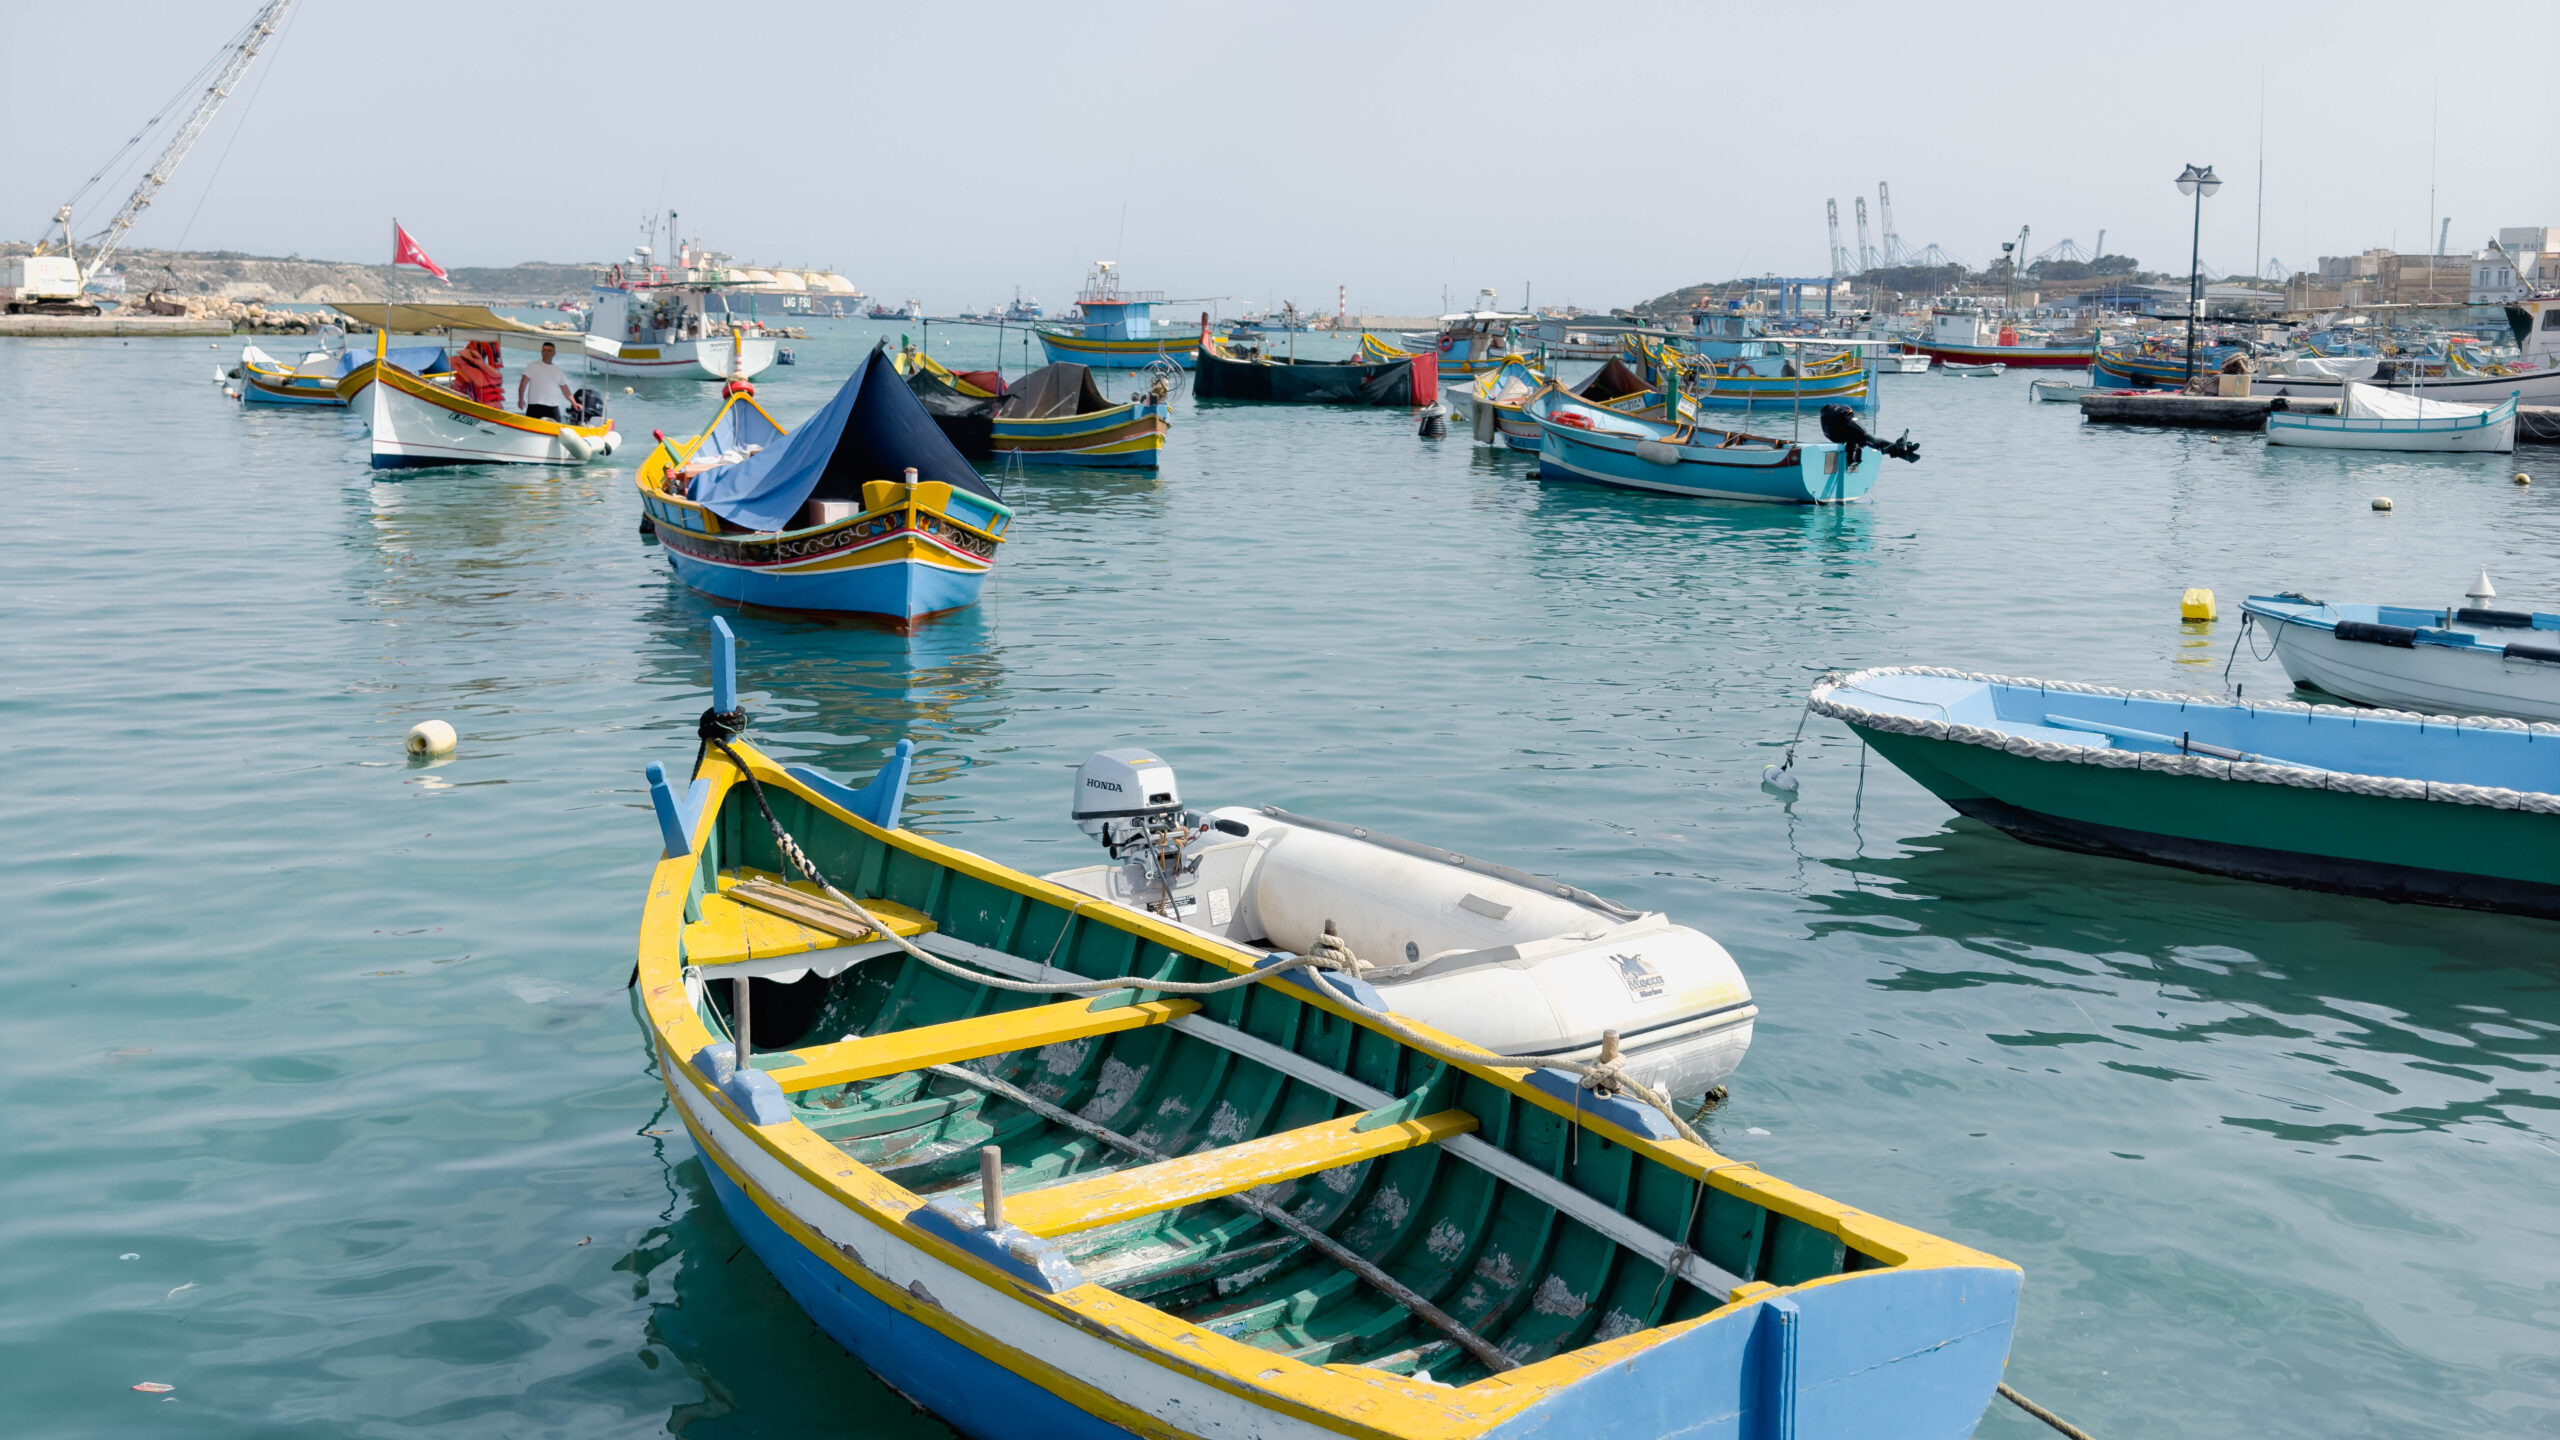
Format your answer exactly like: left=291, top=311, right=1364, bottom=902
left=1941, top=361, right=2007, bottom=378
left=1872, top=351, right=1932, bottom=373
left=2266, top=380, right=2517, bottom=453
left=2029, top=376, right=2094, bottom=403
left=1043, top=750, right=1757, bottom=1097
left=2242, top=577, right=2560, bottom=721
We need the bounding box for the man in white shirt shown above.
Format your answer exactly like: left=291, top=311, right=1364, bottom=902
left=517, top=342, right=575, bottom=420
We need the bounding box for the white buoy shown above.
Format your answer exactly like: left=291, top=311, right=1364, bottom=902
left=599, top=430, right=622, bottom=456
left=1761, top=762, right=1799, bottom=793
left=2372, top=496, right=2393, bottom=511
left=2468, top=570, right=2497, bottom=606
left=406, top=720, right=457, bottom=757
left=556, top=428, right=593, bottom=462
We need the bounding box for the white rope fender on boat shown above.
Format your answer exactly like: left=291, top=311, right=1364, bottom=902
left=1806, top=666, right=2560, bottom=815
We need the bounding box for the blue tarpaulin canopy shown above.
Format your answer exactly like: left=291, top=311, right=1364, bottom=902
left=689, top=344, right=992, bottom=533
left=333, top=347, right=449, bottom=377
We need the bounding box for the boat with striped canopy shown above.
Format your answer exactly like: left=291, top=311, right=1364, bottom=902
left=636, top=344, right=1012, bottom=623
left=632, top=623, right=2024, bottom=1440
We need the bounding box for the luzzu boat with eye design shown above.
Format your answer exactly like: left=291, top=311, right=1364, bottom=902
left=637, top=344, right=1012, bottom=624
left=631, top=623, right=2025, bottom=1440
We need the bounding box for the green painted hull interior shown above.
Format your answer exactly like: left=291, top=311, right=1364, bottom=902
left=689, top=783, right=1868, bottom=1385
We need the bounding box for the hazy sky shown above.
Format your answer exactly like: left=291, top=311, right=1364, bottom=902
left=8, top=1, right=2555, bottom=313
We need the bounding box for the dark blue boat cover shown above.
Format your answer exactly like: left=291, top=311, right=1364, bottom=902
left=690, top=344, right=992, bottom=532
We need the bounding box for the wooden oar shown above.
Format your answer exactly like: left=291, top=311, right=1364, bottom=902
left=726, top=877, right=881, bottom=940
left=2041, top=714, right=2325, bottom=771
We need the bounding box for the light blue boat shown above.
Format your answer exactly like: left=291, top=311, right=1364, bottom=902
left=2241, top=591, right=2560, bottom=721
left=1810, top=665, right=2560, bottom=917
left=1528, top=385, right=1906, bottom=504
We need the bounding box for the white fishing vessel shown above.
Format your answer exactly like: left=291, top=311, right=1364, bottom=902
left=1043, top=750, right=1757, bottom=1097
left=586, top=258, right=780, bottom=380
left=2266, top=381, right=2517, bottom=452
left=2242, top=579, right=2560, bottom=721
left=330, top=304, right=620, bottom=468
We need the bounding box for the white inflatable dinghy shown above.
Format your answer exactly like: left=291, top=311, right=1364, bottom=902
left=1043, top=750, right=1756, bottom=1097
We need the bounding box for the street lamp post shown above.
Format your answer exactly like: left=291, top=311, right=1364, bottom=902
left=2175, top=163, right=2222, bottom=388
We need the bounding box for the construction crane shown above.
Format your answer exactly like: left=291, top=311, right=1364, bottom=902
left=8, top=0, right=295, bottom=315
left=2033, top=237, right=2094, bottom=266
left=1854, top=197, right=1874, bottom=273
left=1826, top=199, right=1847, bottom=278
left=1877, top=182, right=1905, bottom=266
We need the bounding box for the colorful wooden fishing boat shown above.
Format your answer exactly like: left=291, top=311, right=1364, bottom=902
left=1809, top=665, right=2560, bottom=917
left=2258, top=295, right=2560, bottom=403
left=1194, top=335, right=1436, bottom=406
left=1036, top=262, right=1201, bottom=370
left=336, top=331, right=618, bottom=469
left=2090, top=337, right=2240, bottom=389
left=1634, top=339, right=1868, bottom=410
left=1469, top=357, right=1694, bottom=450
left=1528, top=385, right=1909, bottom=504
left=2241, top=589, right=2560, bottom=721
left=237, top=341, right=449, bottom=406
left=2265, top=383, right=2518, bottom=452
left=1428, top=311, right=1534, bottom=380
left=1907, top=309, right=2092, bottom=369
left=896, top=350, right=1171, bottom=468
left=637, top=345, right=1011, bottom=623
left=631, top=625, right=2023, bottom=1440
left=1357, top=332, right=1420, bottom=365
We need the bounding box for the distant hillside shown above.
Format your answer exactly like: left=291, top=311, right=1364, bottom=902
left=0, top=244, right=600, bottom=304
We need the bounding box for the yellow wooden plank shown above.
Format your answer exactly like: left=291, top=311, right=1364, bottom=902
left=681, top=871, right=934, bottom=968
left=773, top=995, right=1201, bottom=1094
left=1003, top=1108, right=1478, bottom=1239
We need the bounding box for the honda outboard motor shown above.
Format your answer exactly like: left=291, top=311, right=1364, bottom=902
left=1818, top=404, right=1919, bottom=466
left=1073, top=749, right=1203, bottom=909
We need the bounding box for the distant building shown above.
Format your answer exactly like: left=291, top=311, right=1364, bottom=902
left=2472, top=227, right=2555, bottom=303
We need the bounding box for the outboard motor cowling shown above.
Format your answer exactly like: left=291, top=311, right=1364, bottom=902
left=1073, top=748, right=1184, bottom=846
left=570, top=387, right=607, bottom=424
left=1818, top=403, right=1919, bottom=466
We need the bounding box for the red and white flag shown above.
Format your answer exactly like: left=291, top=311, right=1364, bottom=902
left=391, top=221, right=449, bottom=284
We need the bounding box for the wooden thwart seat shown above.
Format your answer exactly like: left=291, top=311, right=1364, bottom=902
left=771, top=992, right=1201, bottom=1095
left=1000, top=1107, right=1478, bottom=1239
left=683, top=871, right=936, bottom=969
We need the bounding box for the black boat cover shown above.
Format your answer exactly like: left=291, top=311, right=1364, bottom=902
left=1574, top=357, right=1651, bottom=403
left=1001, top=363, right=1113, bottom=418
left=690, top=343, right=993, bottom=530
left=1194, top=343, right=1423, bottom=405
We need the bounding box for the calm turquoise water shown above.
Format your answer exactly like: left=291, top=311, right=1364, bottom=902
left=5, top=324, right=2557, bottom=1438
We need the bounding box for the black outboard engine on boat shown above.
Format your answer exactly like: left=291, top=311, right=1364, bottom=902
left=1819, top=403, right=1919, bottom=466
left=569, top=387, right=607, bottom=425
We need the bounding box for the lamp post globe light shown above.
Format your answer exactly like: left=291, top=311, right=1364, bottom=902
left=2176, top=163, right=2222, bottom=387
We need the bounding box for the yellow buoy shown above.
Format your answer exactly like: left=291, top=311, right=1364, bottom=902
left=2516, top=472, right=2532, bottom=486
left=2372, top=497, right=2394, bottom=511
left=406, top=720, right=458, bottom=757
left=2180, top=587, right=2216, bottom=622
